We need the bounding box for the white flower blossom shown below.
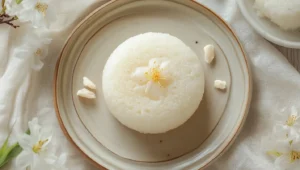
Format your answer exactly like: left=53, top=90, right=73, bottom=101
left=131, top=58, right=170, bottom=99
left=275, top=107, right=300, bottom=141
left=262, top=107, right=300, bottom=170
left=262, top=136, right=300, bottom=170
left=16, top=118, right=54, bottom=170
left=15, top=31, right=51, bottom=71
left=7, top=0, right=56, bottom=28
left=16, top=118, right=68, bottom=170
left=5, top=0, right=23, bottom=17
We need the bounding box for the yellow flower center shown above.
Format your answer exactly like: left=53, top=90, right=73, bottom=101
left=290, top=151, right=300, bottom=162
left=286, top=115, right=297, bottom=126
left=35, top=2, right=48, bottom=16
left=32, top=139, right=48, bottom=154
left=34, top=48, right=42, bottom=57
left=144, top=64, right=165, bottom=87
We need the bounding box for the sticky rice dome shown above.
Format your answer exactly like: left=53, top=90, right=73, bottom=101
left=254, top=0, right=300, bottom=30
left=102, top=32, right=205, bottom=134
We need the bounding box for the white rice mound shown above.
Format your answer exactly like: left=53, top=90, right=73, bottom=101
left=102, top=32, right=205, bottom=134
left=254, top=0, right=300, bottom=30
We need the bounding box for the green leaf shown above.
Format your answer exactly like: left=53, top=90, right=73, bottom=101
left=0, top=136, right=9, bottom=156
left=0, top=129, right=30, bottom=168
left=0, top=143, right=22, bottom=168
left=25, top=129, right=30, bottom=135
left=0, top=133, right=12, bottom=165
left=15, top=0, right=22, bottom=4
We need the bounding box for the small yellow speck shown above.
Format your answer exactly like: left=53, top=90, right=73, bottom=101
left=35, top=2, right=48, bottom=16
left=34, top=48, right=42, bottom=57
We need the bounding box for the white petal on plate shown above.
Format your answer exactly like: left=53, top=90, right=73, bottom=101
left=131, top=67, right=148, bottom=83
left=148, top=58, right=160, bottom=68
left=159, top=61, right=169, bottom=70
left=83, top=77, right=96, bottom=90
left=77, top=88, right=96, bottom=99
left=145, top=81, right=165, bottom=99
left=15, top=151, right=33, bottom=169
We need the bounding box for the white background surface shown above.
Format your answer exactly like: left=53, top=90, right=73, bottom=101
left=0, top=0, right=300, bottom=170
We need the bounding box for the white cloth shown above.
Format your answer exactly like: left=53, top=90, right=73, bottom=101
left=0, top=0, right=299, bottom=169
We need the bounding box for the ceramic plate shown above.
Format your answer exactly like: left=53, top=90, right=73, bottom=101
left=54, top=0, right=252, bottom=169
left=237, top=0, right=300, bottom=49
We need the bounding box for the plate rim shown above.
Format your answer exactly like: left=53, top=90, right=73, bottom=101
left=53, top=0, right=253, bottom=169
left=237, top=0, right=300, bottom=49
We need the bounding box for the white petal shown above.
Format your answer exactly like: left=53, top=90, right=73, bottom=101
left=22, top=0, right=37, bottom=9
left=17, top=133, right=35, bottom=150
left=32, top=57, right=44, bottom=71
left=18, top=10, right=33, bottom=22
left=261, top=136, right=277, bottom=152
left=275, top=140, right=291, bottom=153
left=33, top=12, right=46, bottom=28
left=148, top=58, right=160, bottom=68
left=32, top=155, right=50, bottom=170
left=159, top=61, right=169, bottom=69
left=28, top=117, right=41, bottom=138
left=274, top=155, right=293, bottom=169
left=131, top=67, right=148, bottom=83
left=15, top=151, right=33, bottom=169
left=291, top=138, right=300, bottom=151
left=288, top=127, right=300, bottom=140
left=45, top=5, right=56, bottom=23
left=39, top=130, right=53, bottom=151
left=291, top=106, right=298, bottom=117
left=83, top=77, right=96, bottom=90
left=145, top=81, right=165, bottom=99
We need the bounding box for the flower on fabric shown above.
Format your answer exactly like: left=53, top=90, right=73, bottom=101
left=6, top=0, right=56, bottom=28
left=15, top=117, right=55, bottom=170
left=274, top=107, right=300, bottom=141
left=261, top=106, right=300, bottom=170
left=262, top=136, right=300, bottom=170
left=5, top=0, right=23, bottom=17
left=15, top=31, right=51, bottom=71
left=131, top=58, right=170, bottom=99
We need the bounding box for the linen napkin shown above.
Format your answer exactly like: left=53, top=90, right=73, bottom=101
left=0, top=0, right=299, bottom=169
